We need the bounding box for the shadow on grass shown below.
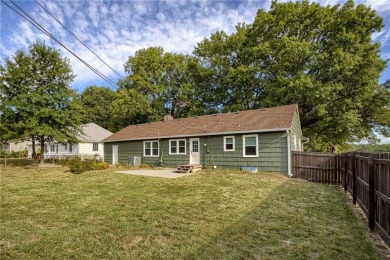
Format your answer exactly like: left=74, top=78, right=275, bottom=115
left=184, top=180, right=381, bottom=260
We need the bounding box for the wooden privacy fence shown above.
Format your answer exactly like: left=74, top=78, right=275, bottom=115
left=292, top=151, right=390, bottom=246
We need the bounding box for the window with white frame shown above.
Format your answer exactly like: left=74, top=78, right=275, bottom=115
left=64, top=143, right=67, bottom=150
left=69, top=144, right=73, bottom=153
left=144, top=140, right=159, bottom=157
left=224, top=136, right=235, bottom=151
left=50, top=145, right=55, bottom=152
left=93, top=143, right=99, bottom=151
left=169, top=139, right=186, bottom=154
left=243, top=134, right=258, bottom=157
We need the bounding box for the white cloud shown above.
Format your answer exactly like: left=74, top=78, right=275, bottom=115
left=360, top=0, right=390, bottom=12
left=156, top=13, right=166, bottom=22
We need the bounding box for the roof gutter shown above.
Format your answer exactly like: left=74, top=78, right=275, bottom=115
left=103, top=128, right=290, bottom=143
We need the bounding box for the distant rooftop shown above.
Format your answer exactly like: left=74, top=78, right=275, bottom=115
left=79, top=123, right=113, bottom=142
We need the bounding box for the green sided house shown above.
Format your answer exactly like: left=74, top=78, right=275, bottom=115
left=103, top=104, right=304, bottom=175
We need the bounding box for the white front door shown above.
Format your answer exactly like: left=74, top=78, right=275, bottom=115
left=189, top=138, right=200, bottom=165
left=112, top=145, right=118, bottom=164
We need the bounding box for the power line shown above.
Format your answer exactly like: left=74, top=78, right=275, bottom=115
left=8, top=0, right=118, bottom=87
left=1, top=0, right=118, bottom=88
left=2, top=0, right=189, bottom=127
left=34, top=0, right=124, bottom=80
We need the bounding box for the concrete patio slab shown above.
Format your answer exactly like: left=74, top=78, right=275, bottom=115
left=116, top=169, right=194, bottom=179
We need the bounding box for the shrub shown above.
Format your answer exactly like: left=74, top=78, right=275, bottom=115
left=95, top=162, right=109, bottom=170
left=114, top=162, right=122, bottom=168
left=0, top=149, right=28, bottom=158
left=0, top=158, right=34, bottom=166
left=139, top=163, right=151, bottom=169
left=68, top=158, right=109, bottom=174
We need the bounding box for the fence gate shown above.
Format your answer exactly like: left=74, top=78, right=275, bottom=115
left=292, top=152, right=339, bottom=184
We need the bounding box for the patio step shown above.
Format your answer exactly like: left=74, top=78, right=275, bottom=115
left=176, top=164, right=202, bottom=173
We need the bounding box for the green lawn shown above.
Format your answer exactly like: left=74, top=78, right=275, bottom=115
left=0, top=166, right=381, bottom=259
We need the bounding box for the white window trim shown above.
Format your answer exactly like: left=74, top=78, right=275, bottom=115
left=143, top=140, right=159, bottom=157
left=169, top=139, right=186, bottom=155
left=223, top=136, right=235, bottom=152
left=243, top=134, right=258, bottom=157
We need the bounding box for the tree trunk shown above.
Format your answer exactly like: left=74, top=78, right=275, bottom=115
left=31, top=136, right=36, bottom=159
left=40, top=135, right=45, bottom=164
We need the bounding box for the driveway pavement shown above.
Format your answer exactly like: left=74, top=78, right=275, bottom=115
left=116, top=168, right=193, bottom=179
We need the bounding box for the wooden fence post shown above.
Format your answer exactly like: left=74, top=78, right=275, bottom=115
left=352, top=152, right=357, bottom=205
left=368, top=156, right=375, bottom=230
left=344, top=153, right=348, bottom=192
left=336, top=154, right=340, bottom=185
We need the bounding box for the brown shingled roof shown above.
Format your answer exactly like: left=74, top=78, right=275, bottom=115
left=103, top=104, right=298, bottom=142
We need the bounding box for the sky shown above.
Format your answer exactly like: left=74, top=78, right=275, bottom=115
left=1, top=0, right=390, bottom=143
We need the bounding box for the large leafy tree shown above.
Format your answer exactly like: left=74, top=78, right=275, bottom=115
left=0, top=41, right=82, bottom=161
left=194, top=0, right=389, bottom=151
left=79, top=86, right=116, bottom=131
left=192, top=25, right=266, bottom=113
left=118, top=47, right=198, bottom=123
left=109, top=88, right=151, bottom=132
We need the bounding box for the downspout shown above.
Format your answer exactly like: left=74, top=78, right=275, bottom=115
left=286, top=130, right=292, bottom=177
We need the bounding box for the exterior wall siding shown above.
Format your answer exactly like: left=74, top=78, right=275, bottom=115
left=78, top=142, right=104, bottom=158
left=203, top=132, right=288, bottom=173
left=105, top=131, right=288, bottom=174
left=28, top=143, right=79, bottom=158
left=104, top=139, right=192, bottom=167
left=290, top=110, right=303, bottom=152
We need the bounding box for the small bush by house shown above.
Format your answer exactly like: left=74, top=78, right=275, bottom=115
left=68, top=157, right=109, bottom=174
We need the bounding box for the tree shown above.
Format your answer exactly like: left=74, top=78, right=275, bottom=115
left=118, top=47, right=198, bottom=124
left=79, top=86, right=116, bottom=131
left=193, top=25, right=267, bottom=113
left=109, top=88, right=152, bottom=132
left=193, top=0, right=389, bottom=151
left=0, top=41, right=82, bottom=162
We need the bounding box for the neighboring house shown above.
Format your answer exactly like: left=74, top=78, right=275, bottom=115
left=1, top=140, right=29, bottom=153
left=27, top=123, right=113, bottom=160
left=103, top=104, right=304, bottom=175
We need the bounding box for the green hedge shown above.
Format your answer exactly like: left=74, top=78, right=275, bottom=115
left=0, top=158, right=34, bottom=166
left=68, top=157, right=109, bottom=174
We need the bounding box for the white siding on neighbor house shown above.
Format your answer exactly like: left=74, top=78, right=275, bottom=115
left=78, top=142, right=104, bottom=158
left=1, top=141, right=29, bottom=153
left=27, top=142, right=105, bottom=158
left=27, top=143, right=79, bottom=158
